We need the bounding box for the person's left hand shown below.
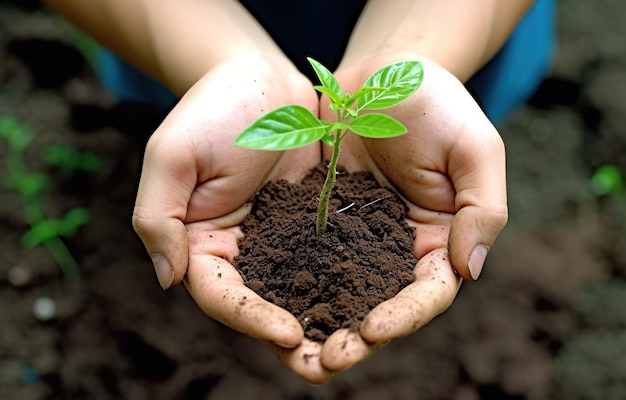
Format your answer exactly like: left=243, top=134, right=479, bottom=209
left=304, top=54, right=508, bottom=372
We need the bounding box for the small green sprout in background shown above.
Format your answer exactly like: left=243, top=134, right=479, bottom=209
left=590, top=164, right=624, bottom=196
left=589, top=163, right=626, bottom=226
left=0, top=116, right=101, bottom=282
left=236, top=57, right=423, bottom=236
left=44, top=144, right=103, bottom=175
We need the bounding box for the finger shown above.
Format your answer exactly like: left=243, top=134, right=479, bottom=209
left=448, top=128, right=508, bottom=280
left=405, top=202, right=452, bottom=259
left=132, top=128, right=197, bottom=289
left=320, top=329, right=387, bottom=372
left=360, top=248, right=461, bottom=343
left=266, top=339, right=335, bottom=384
left=184, top=254, right=304, bottom=348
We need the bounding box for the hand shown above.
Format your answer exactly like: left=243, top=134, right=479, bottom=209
left=131, top=55, right=335, bottom=383
left=315, top=55, right=508, bottom=371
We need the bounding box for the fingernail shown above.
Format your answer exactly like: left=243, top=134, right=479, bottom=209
left=468, top=245, right=490, bottom=280
left=151, top=254, right=174, bottom=290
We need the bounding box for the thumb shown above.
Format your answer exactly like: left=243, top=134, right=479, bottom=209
left=448, top=205, right=508, bottom=280
left=447, top=131, right=508, bottom=281
left=132, top=133, right=195, bottom=290
left=132, top=213, right=188, bottom=290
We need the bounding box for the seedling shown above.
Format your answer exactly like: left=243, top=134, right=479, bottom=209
left=590, top=164, right=624, bottom=196
left=0, top=116, right=100, bottom=281
left=236, top=57, right=423, bottom=236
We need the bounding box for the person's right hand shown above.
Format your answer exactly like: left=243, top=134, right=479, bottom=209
left=131, top=55, right=336, bottom=382
left=312, top=54, right=508, bottom=373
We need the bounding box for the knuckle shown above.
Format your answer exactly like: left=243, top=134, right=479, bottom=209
left=131, top=208, right=155, bottom=237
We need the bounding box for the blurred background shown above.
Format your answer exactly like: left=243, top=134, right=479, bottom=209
left=1, top=1, right=625, bottom=399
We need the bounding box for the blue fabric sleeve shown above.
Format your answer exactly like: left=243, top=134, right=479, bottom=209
left=94, top=49, right=177, bottom=111
left=466, top=0, right=557, bottom=124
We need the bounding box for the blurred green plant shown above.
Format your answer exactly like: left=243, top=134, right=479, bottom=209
left=589, top=164, right=626, bottom=231
left=0, top=116, right=101, bottom=281
left=43, top=144, right=103, bottom=175
left=590, top=164, right=624, bottom=196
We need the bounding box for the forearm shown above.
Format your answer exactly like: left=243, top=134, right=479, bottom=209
left=342, top=0, right=535, bottom=82
left=42, top=0, right=290, bottom=95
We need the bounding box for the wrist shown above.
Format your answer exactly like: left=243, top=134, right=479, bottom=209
left=340, top=0, right=534, bottom=83
left=199, top=51, right=313, bottom=96
left=340, top=43, right=478, bottom=85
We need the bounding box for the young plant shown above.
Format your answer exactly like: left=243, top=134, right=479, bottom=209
left=0, top=116, right=100, bottom=282
left=590, top=164, right=624, bottom=196
left=235, top=57, right=424, bottom=236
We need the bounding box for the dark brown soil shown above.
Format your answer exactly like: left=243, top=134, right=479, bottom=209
left=234, top=164, right=416, bottom=342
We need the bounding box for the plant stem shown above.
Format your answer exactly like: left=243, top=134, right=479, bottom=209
left=316, top=129, right=346, bottom=236
left=45, top=236, right=80, bottom=282
left=23, top=194, right=45, bottom=226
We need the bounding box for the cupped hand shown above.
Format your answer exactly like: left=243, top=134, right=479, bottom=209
left=132, top=55, right=334, bottom=383
left=316, top=55, right=508, bottom=371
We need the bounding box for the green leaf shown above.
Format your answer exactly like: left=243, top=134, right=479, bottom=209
left=358, top=61, right=424, bottom=111
left=591, top=164, right=624, bottom=195
left=320, top=132, right=335, bottom=147
left=44, top=145, right=81, bottom=169
left=308, top=57, right=343, bottom=103
left=22, top=220, right=60, bottom=248
left=235, top=105, right=327, bottom=150
left=58, top=207, right=90, bottom=237
left=44, top=145, right=102, bottom=172
left=346, top=86, right=384, bottom=107
left=79, top=153, right=103, bottom=172
left=21, top=208, right=91, bottom=248
left=0, top=116, right=33, bottom=152
left=349, top=113, right=408, bottom=138
left=8, top=172, right=48, bottom=198
left=313, top=85, right=342, bottom=105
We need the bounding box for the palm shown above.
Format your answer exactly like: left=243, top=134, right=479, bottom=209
left=315, top=56, right=507, bottom=371
left=134, top=58, right=336, bottom=382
